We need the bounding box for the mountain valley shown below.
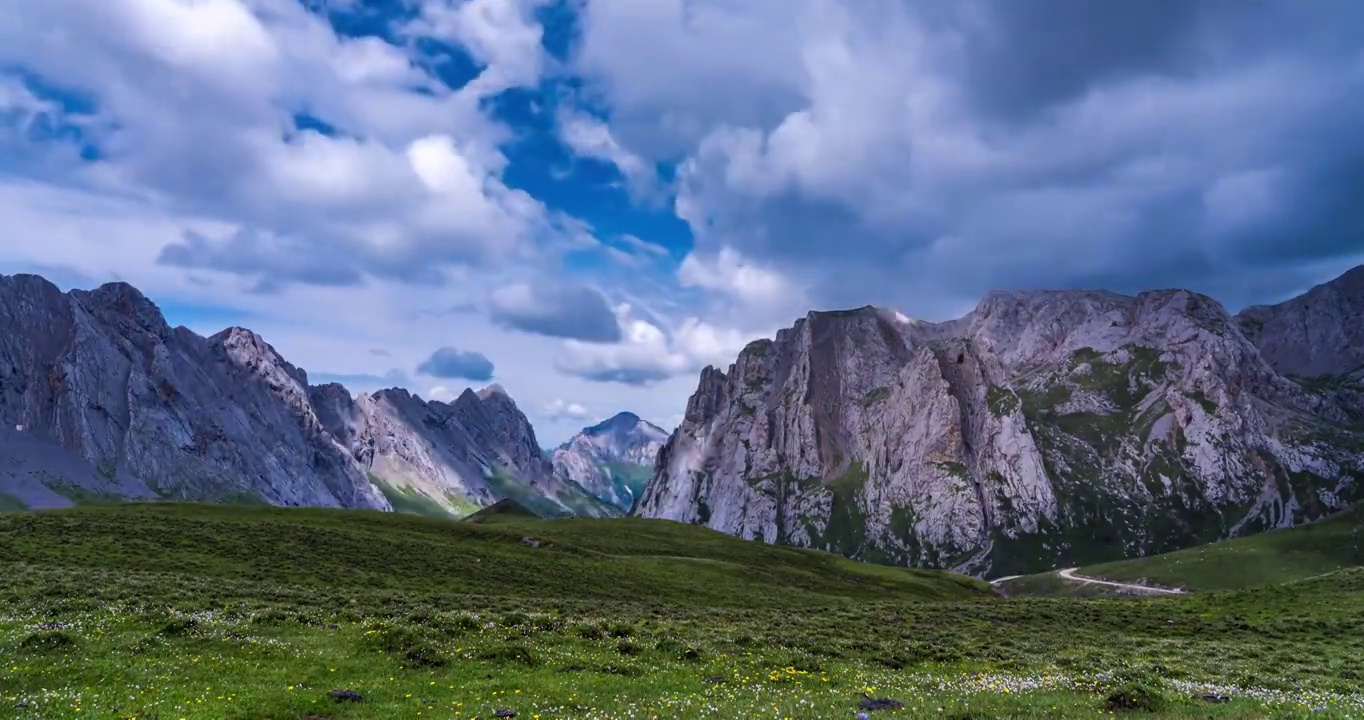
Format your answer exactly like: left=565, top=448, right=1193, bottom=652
left=6, top=268, right=1364, bottom=581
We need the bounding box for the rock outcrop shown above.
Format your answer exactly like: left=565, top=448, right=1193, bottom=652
left=0, top=273, right=606, bottom=517
left=1237, top=266, right=1364, bottom=379
left=637, top=270, right=1364, bottom=576
left=551, top=412, right=669, bottom=511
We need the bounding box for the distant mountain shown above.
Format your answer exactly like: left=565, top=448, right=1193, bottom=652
left=552, top=412, right=669, bottom=511
left=0, top=273, right=612, bottom=518
left=637, top=267, right=1364, bottom=576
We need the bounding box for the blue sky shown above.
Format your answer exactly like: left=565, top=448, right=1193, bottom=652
left=1, top=0, right=1362, bottom=445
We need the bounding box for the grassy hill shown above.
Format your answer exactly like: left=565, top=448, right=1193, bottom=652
left=462, top=497, right=542, bottom=523
left=2, top=504, right=1363, bottom=718
left=1080, top=504, right=1364, bottom=591
left=0, top=503, right=986, bottom=609
left=1001, top=504, right=1364, bottom=596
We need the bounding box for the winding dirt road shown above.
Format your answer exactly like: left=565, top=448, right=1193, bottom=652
left=989, top=569, right=1186, bottom=595
left=1056, top=567, right=1185, bottom=595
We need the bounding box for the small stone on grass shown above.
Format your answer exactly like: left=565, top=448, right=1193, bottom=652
left=858, top=695, right=905, bottom=711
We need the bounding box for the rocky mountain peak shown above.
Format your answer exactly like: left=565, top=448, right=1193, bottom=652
left=448, top=383, right=549, bottom=483
left=211, top=327, right=310, bottom=387
left=0, top=273, right=614, bottom=519
left=805, top=305, right=879, bottom=321
left=1236, top=265, right=1364, bottom=378
left=366, top=387, right=419, bottom=409
left=584, top=411, right=642, bottom=435
left=84, top=280, right=158, bottom=312
left=551, top=410, right=670, bottom=513
left=71, top=280, right=173, bottom=342
left=577, top=412, right=669, bottom=449
left=3, top=273, right=63, bottom=300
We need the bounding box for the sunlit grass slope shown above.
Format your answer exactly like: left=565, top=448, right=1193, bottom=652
left=1080, top=504, right=1364, bottom=592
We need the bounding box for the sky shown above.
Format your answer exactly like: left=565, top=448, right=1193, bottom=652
left=1, top=0, right=1362, bottom=447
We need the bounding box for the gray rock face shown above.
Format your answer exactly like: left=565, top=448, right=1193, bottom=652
left=638, top=273, right=1364, bottom=576
left=0, top=273, right=603, bottom=517
left=314, top=383, right=615, bottom=518
left=551, top=412, right=669, bottom=511
left=1237, top=266, right=1364, bottom=378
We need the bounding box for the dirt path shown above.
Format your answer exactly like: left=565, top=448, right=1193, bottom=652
left=1057, top=567, right=1185, bottom=595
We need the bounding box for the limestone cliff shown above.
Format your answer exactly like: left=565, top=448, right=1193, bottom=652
left=637, top=272, right=1364, bottom=575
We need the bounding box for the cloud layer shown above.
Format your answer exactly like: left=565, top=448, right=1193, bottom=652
left=578, top=0, right=1364, bottom=314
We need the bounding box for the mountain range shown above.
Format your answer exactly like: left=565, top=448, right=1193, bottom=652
left=637, top=267, right=1364, bottom=576
left=4, top=268, right=1363, bottom=578
left=0, top=273, right=645, bottom=517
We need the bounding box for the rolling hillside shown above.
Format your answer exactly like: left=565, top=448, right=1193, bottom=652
left=0, top=503, right=989, bottom=609
left=1080, top=504, right=1364, bottom=592
left=999, top=504, right=1364, bottom=595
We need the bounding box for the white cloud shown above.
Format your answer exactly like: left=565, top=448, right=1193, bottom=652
left=406, top=0, right=550, bottom=96
left=486, top=280, right=622, bottom=342
left=0, top=0, right=549, bottom=289
left=618, top=234, right=669, bottom=259
left=1201, top=168, right=1286, bottom=236
left=261, top=132, right=414, bottom=210
left=553, top=304, right=754, bottom=386
left=0, top=74, right=56, bottom=127
left=573, top=0, right=808, bottom=155
left=678, top=246, right=796, bottom=309
left=542, top=399, right=590, bottom=421
left=557, top=107, right=658, bottom=197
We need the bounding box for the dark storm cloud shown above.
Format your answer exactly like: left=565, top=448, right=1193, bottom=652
left=157, top=230, right=365, bottom=292
left=959, top=0, right=1208, bottom=120
left=555, top=364, right=673, bottom=387
left=416, top=347, right=496, bottom=382
left=646, top=0, right=1364, bottom=316
left=486, top=281, right=623, bottom=342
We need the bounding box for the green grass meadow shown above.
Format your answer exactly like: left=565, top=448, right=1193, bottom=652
left=1080, top=505, right=1364, bottom=591
left=2, top=504, right=1363, bottom=718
